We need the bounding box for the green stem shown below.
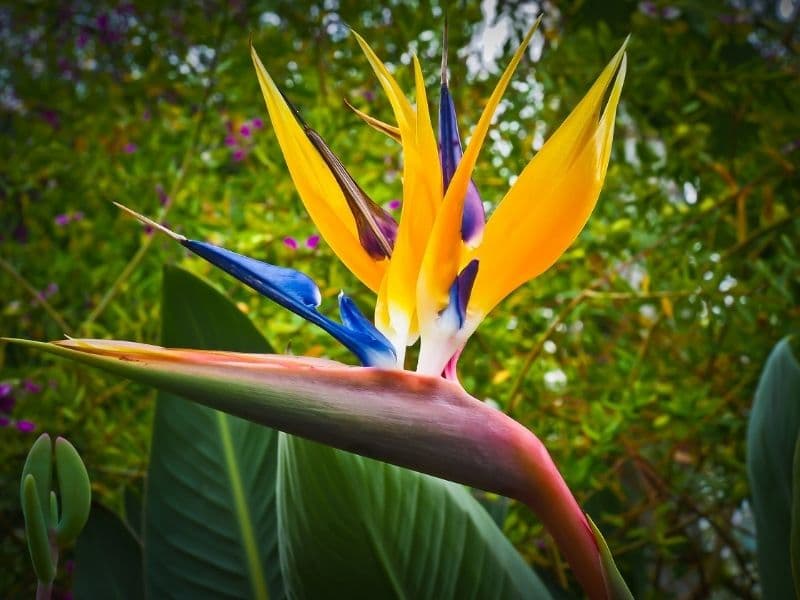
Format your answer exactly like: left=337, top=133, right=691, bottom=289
left=0, top=258, right=70, bottom=333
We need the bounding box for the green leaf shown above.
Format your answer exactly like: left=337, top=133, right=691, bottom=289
left=21, top=433, right=52, bottom=528
left=747, top=336, right=800, bottom=599
left=74, top=503, right=144, bottom=600
left=54, top=437, right=91, bottom=544
left=144, top=266, right=285, bottom=600
left=22, top=474, right=55, bottom=584
left=276, top=435, right=553, bottom=599
left=793, top=435, right=800, bottom=598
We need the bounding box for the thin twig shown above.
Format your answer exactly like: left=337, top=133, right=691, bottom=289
left=507, top=290, right=588, bottom=413
left=0, top=257, right=70, bottom=333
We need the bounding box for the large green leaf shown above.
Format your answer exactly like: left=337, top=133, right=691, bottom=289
left=747, top=336, right=800, bottom=599
left=74, top=503, right=143, bottom=600
left=793, top=435, right=800, bottom=597
left=276, top=435, right=552, bottom=599
left=144, top=266, right=284, bottom=599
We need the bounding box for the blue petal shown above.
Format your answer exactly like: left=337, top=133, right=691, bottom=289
left=437, top=259, right=479, bottom=332
left=182, top=240, right=395, bottom=367
left=449, top=259, right=479, bottom=328
left=184, top=240, right=321, bottom=310
left=439, top=83, right=485, bottom=245
left=337, top=293, right=397, bottom=368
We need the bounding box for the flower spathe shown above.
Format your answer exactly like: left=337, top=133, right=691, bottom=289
left=11, top=20, right=631, bottom=600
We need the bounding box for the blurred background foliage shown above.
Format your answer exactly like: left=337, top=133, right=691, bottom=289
left=1, top=0, right=799, bottom=597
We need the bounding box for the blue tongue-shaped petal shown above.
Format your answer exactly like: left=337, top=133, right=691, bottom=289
left=439, top=27, right=485, bottom=246
left=184, top=240, right=396, bottom=368
left=447, top=259, right=479, bottom=329
left=337, top=293, right=398, bottom=368
left=111, top=203, right=396, bottom=368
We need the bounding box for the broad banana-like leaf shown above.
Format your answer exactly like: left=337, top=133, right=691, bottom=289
left=144, top=266, right=285, bottom=600
left=277, top=435, right=552, bottom=599
left=747, top=336, right=800, bottom=599
left=74, top=503, right=143, bottom=600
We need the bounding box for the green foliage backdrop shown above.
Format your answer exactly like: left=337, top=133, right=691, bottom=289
left=1, top=0, right=798, bottom=597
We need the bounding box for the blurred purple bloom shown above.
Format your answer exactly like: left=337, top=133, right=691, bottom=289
left=0, top=384, right=14, bottom=413
left=387, top=199, right=401, bottom=211
left=76, top=30, right=89, bottom=48
left=240, top=124, right=251, bottom=137
left=232, top=148, right=246, bottom=162
left=73, top=212, right=84, bottom=222
left=0, top=395, right=14, bottom=413
left=156, top=183, right=170, bottom=206
left=305, top=235, right=320, bottom=249
left=55, top=214, right=71, bottom=226
left=144, top=224, right=154, bottom=236
left=123, top=142, right=138, bottom=154
left=40, top=109, right=60, bottom=129
left=13, top=224, right=28, bottom=244
left=638, top=1, right=659, bottom=17
left=224, top=135, right=238, bottom=147
left=22, top=380, right=42, bottom=394
left=142, top=109, right=152, bottom=121
left=0, top=416, right=9, bottom=427
left=283, top=236, right=298, bottom=250
left=361, top=89, right=375, bottom=102
left=17, top=420, right=36, bottom=433
left=96, top=13, right=110, bottom=32
left=661, top=6, right=681, bottom=19
left=252, top=117, right=264, bottom=129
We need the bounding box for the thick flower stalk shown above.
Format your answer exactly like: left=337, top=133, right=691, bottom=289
left=9, top=20, right=630, bottom=599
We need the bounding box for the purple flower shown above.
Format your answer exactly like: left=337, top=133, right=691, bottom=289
left=123, top=142, right=137, bottom=154
left=638, top=1, right=659, bottom=17
left=387, top=199, right=401, bottom=211
left=143, top=224, right=154, bottom=236
left=240, top=124, right=251, bottom=137
left=224, top=135, right=238, bottom=147
left=55, top=214, right=71, bottom=227
left=252, top=117, right=264, bottom=129
left=13, top=224, right=28, bottom=243
left=305, top=235, right=320, bottom=249
left=142, top=109, right=152, bottom=121
left=17, top=420, right=36, bottom=433
left=232, top=148, right=246, bottom=162
left=283, top=236, right=298, bottom=250
left=76, top=30, right=89, bottom=48
left=0, top=416, right=9, bottom=427
left=361, top=89, right=375, bottom=102
left=96, top=13, right=110, bottom=32
left=22, top=380, right=42, bottom=394
left=40, top=109, right=60, bottom=129
left=0, top=384, right=14, bottom=413
left=156, top=183, right=170, bottom=206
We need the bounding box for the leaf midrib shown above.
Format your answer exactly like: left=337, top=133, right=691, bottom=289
left=217, top=410, right=270, bottom=600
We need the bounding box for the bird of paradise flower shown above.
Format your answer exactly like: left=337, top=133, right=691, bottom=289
left=9, top=18, right=631, bottom=599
